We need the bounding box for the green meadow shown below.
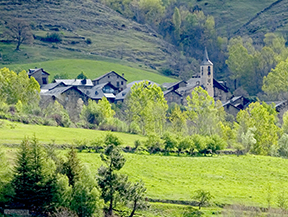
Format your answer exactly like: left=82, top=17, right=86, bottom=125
left=1, top=120, right=288, bottom=211
left=2, top=58, right=177, bottom=84
left=0, top=120, right=145, bottom=146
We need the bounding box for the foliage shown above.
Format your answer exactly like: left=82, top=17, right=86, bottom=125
left=193, top=189, right=214, bottom=210
left=126, top=81, right=168, bottom=135
left=81, top=98, right=115, bottom=126
left=235, top=102, right=280, bottom=155
left=0, top=147, right=13, bottom=203
left=76, top=71, right=88, bottom=79
left=126, top=180, right=148, bottom=217
left=97, top=134, right=127, bottom=216
left=186, top=87, right=221, bottom=136
left=168, top=103, right=187, bottom=134
left=12, top=136, right=58, bottom=212
left=144, top=133, right=163, bottom=154
left=42, top=33, right=62, bottom=43
left=4, top=19, right=33, bottom=50
left=44, top=101, right=73, bottom=127
left=0, top=68, right=40, bottom=105
left=162, top=132, right=178, bottom=153
left=278, top=134, right=288, bottom=157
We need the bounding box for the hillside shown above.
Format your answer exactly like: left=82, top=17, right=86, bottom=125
left=0, top=0, right=178, bottom=69
left=5, top=59, right=177, bottom=83
left=2, top=120, right=288, bottom=209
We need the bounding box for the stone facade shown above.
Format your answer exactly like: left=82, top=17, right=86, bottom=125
left=164, top=89, right=183, bottom=105
left=28, top=68, right=50, bottom=87
left=92, top=71, right=127, bottom=92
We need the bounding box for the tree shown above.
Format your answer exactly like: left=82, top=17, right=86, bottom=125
left=0, top=68, right=40, bottom=105
left=168, top=104, right=187, bottom=134
left=4, top=19, right=33, bottom=50
left=0, top=146, right=13, bottom=204
left=126, top=81, right=168, bottom=135
left=12, top=137, right=58, bottom=212
left=193, top=189, right=213, bottom=210
left=185, top=87, right=220, bottom=136
left=138, top=0, right=165, bottom=25
left=262, top=58, right=288, bottom=97
left=62, top=148, right=82, bottom=187
left=76, top=71, right=88, bottom=79
left=235, top=102, right=280, bottom=155
left=126, top=180, right=148, bottom=217
left=97, top=134, right=127, bottom=216
left=172, top=7, right=181, bottom=42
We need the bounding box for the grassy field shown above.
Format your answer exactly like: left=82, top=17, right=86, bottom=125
left=79, top=152, right=288, bottom=208
left=2, top=57, right=177, bottom=84
left=0, top=119, right=145, bottom=146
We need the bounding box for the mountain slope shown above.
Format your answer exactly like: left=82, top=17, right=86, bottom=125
left=0, top=0, right=178, bottom=69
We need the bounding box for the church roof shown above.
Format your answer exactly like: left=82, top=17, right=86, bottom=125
left=201, top=47, right=213, bottom=66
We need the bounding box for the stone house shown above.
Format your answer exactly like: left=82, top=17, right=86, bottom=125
left=28, top=68, right=50, bottom=87
left=40, top=86, right=89, bottom=121
left=163, top=89, right=183, bottom=105
left=92, top=71, right=127, bottom=93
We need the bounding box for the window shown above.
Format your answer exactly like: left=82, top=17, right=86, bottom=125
left=201, top=67, right=203, bottom=75
left=117, top=81, right=119, bottom=87
left=42, top=77, right=47, bottom=84
left=121, top=81, right=123, bottom=85
left=208, top=66, right=211, bottom=76
left=108, top=75, right=110, bottom=78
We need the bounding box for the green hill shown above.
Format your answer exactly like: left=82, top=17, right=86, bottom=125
left=0, top=0, right=178, bottom=69
left=4, top=58, right=177, bottom=84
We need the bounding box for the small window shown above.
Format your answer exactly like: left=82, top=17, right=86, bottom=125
left=121, top=81, right=123, bottom=85
left=201, top=67, right=203, bottom=75
left=42, top=77, right=47, bottom=84
left=208, top=66, right=211, bottom=76
left=95, top=91, right=98, bottom=95
left=108, top=75, right=110, bottom=78
left=117, top=81, right=119, bottom=87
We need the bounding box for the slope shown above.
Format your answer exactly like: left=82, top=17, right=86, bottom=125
left=0, top=0, right=178, bottom=69
left=5, top=59, right=177, bottom=83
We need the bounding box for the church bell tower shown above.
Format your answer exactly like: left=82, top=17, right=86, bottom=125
left=200, top=48, right=214, bottom=97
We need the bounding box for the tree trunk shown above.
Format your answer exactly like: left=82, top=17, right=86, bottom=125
left=108, top=197, right=113, bottom=216
left=16, top=41, right=20, bottom=50
left=129, top=200, right=137, bottom=217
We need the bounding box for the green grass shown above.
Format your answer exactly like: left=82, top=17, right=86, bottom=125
left=78, top=152, right=288, bottom=208
left=2, top=57, right=177, bottom=84
left=0, top=119, right=145, bottom=146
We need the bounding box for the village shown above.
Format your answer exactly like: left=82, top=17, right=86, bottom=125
left=28, top=48, right=288, bottom=121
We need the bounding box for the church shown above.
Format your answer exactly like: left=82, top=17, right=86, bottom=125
left=162, top=48, right=231, bottom=105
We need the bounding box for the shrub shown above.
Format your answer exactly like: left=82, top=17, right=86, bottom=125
left=129, top=121, right=141, bottom=134
left=86, top=38, right=92, bottom=44
left=42, top=33, right=62, bottom=43
left=145, top=133, right=163, bottom=154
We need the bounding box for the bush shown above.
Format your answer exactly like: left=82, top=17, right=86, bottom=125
left=42, top=33, right=62, bottom=43
left=99, top=118, right=128, bottom=132
left=145, top=133, right=163, bottom=154
left=129, top=121, right=141, bottom=134
left=278, top=134, right=288, bottom=157
left=86, top=38, right=92, bottom=44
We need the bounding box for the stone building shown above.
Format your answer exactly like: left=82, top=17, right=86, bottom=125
left=92, top=71, right=127, bottom=92
left=28, top=68, right=50, bottom=87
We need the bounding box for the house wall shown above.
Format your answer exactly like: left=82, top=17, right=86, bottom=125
left=30, top=70, right=49, bottom=87
left=214, top=87, right=230, bottom=101
left=165, top=91, right=182, bottom=105
left=93, top=73, right=126, bottom=92
left=223, top=104, right=239, bottom=117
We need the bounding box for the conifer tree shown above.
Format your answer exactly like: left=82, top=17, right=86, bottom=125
left=97, top=134, right=127, bottom=216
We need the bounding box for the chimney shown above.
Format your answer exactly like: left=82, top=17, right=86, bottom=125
left=35, top=67, right=37, bottom=69
left=122, top=73, right=124, bottom=77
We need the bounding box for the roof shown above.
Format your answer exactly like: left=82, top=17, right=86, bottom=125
left=162, top=80, right=187, bottom=90
left=54, top=79, right=93, bottom=86
left=163, top=89, right=182, bottom=97
left=28, top=68, right=50, bottom=76
left=213, top=79, right=229, bottom=92
left=186, top=77, right=201, bottom=86
left=40, top=86, right=74, bottom=97
left=201, top=47, right=213, bottom=66
left=78, top=82, right=116, bottom=100
left=41, top=82, right=66, bottom=91
left=92, top=71, right=127, bottom=82
left=127, top=80, right=158, bottom=88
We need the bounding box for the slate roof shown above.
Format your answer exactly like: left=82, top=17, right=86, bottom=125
left=41, top=82, right=66, bottom=93
left=163, top=89, right=182, bottom=97
left=92, top=71, right=127, bottom=82
left=78, top=82, right=116, bottom=100
left=162, top=80, right=187, bottom=90
left=213, top=79, right=229, bottom=92
left=41, top=86, right=73, bottom=96
left=201, top=47, right=213, bottom=66
left=54, top=79, right=93, bottom=86
left=28, top=68, right=50, bottom=76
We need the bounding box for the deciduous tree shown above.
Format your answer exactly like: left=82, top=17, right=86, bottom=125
left=4, top=19, right=33, bottom=50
